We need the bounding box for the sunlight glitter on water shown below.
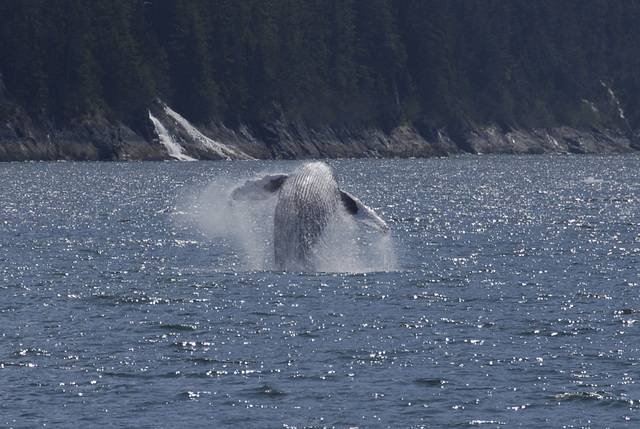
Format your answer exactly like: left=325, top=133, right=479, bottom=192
left=2, top=157, right=640, bottom=427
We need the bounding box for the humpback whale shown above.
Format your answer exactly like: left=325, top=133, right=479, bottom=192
left=231, top=162, right=389, bottom=271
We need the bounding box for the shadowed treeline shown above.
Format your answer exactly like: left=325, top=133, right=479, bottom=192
left=1, top=0, right=639, bottom=135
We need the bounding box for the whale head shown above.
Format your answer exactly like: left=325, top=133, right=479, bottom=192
left=273, top=162, right=341, bottom=270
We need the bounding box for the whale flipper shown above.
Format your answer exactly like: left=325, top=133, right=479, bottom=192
left=339, top=190, right=390, bottom=234
left=231, top=174, right=288, bottom=201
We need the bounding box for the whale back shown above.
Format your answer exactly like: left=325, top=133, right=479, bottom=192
left=274, top=162, right=340, bottom=270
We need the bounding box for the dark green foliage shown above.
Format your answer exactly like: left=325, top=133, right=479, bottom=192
left=1, top=0, right=639, bottom=130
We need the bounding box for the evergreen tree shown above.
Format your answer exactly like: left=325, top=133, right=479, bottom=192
left=1, top=0, right=640, bottom=131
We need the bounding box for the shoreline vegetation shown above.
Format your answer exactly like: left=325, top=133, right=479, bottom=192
left=2, top=1, right=640, bottom=161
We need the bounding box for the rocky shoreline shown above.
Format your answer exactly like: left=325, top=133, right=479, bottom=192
left=1, top=107, right=639, bottom=162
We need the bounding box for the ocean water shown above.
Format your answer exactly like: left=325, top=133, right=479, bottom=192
left=1, top=156, right=639, bottom=428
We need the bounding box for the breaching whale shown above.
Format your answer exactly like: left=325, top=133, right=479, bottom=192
left=231, top=162, right=389, bottom=271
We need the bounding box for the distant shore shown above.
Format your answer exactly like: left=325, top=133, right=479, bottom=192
left=1, top=107, right=639, bottom=162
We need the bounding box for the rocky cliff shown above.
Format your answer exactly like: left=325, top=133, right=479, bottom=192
left=1, top=107, right=639, bottom=162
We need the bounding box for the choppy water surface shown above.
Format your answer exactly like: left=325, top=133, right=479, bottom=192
left=1, top=156, right=640, bottom=428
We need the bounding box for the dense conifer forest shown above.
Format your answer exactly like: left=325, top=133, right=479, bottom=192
left=1, top=0, right=639, bottom=139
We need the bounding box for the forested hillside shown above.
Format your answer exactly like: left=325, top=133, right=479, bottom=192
left=1, top=0, right=640, bottom=159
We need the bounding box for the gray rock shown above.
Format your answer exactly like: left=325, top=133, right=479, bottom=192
left=2, top=107, right=639, bottom=161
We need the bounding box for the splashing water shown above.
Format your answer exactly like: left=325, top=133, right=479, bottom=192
left=314, top=211, right=396, bottom=272
left=178, top=171, right=396, bottom=273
